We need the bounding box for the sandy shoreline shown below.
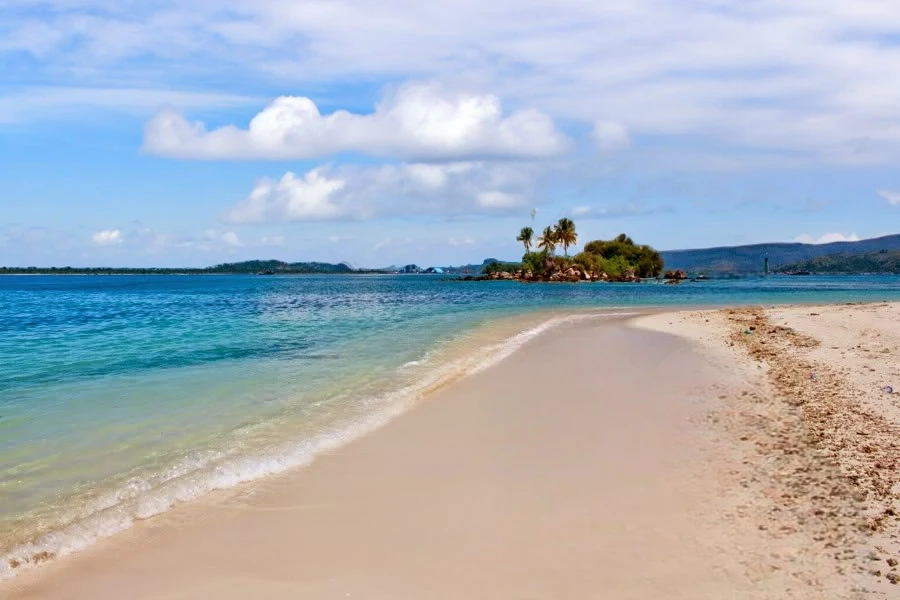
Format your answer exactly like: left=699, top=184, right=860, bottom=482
left=635, top=301, right=900, bottom=594
left=4, top=303, right=899, bottom=599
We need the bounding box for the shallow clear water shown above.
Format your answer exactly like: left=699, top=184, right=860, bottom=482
left=1, top=273, right=898, bottom=575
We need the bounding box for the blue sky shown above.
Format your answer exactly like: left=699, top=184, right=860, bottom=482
left=2, top=0, right=900, bottom=268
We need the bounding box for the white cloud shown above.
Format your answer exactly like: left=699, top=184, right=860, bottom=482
left=142, top=82, right=570, bottom=161
left=569, top=204, right=672, bottom=219
left=448, top=237, right=475, bottom=246
left=91, top=229, right=122, bottom=245
left=372, top=237, right=412, bottom=252
left=0, top=88, right=257, bottom=124
left=476, top=191, right=524, bottom=209
left=592, top=121, right=631, bottom=152
left=221, top=231, right=243, bottom=246
left=877, top=190, right=900, bottom=206
left=261, top=235, right=285, bottom=246
left=227, top=161, right=543, bottom=223
left=10, top=1, right=900, bottom=166
left=1, top=226, right=50, bottom=245
left=227, top=169, right=348, bottom=223
left=793, top=232, right=860, bottom=245
left=171, top=229, right=251, bottom=252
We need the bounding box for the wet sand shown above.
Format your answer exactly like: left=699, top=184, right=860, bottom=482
left=4, top=309, right=889, bottom=599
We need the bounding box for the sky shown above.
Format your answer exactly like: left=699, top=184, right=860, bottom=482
left=2, top=0, right=900, bottom=268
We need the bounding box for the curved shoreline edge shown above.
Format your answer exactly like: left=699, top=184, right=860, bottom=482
left=0, top=309, right=637, bottom=585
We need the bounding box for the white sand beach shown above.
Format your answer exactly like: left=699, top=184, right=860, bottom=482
left=5, top=303, right=900, bottom=599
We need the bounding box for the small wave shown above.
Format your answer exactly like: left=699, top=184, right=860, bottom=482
left=0, top=310, right=629, bottom=580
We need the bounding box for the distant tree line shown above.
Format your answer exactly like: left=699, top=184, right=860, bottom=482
left=777, top=250, right=900, bottom=274
left=0, top=261, right=377, bottom=275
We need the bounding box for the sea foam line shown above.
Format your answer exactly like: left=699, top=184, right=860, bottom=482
left=0, top=310, right=631, bottom=580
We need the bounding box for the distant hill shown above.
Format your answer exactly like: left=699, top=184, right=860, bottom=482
left=438, top=259, right=500, bottom=275
left=777, top=250, right=900, bottom=274
left=0, top=260, right=360, bottom=275
left=661, top=235, right=900, bottom=274
left=207, top=260, right=354, bottom=274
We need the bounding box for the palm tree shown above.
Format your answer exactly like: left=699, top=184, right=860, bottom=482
left=537, top=226, right=557, bottom=254
left=516, top=227, right=534, bottom=253
left=555, top=218, right=577, bottom=256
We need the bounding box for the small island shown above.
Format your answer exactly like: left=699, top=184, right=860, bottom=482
left=466, top=218, right=671, bottom=282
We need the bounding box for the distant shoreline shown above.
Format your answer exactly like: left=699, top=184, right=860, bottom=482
left=3, top=271, right=898, bottom=277
left=0, top=272, right=392, bottom=276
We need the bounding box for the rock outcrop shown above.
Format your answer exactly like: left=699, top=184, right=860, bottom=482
left=468, top=263, right=640, bottom=283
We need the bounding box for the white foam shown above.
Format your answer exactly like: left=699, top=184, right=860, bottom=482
left=0, top=310, right=631, bottom=580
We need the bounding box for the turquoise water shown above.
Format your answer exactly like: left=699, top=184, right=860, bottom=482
left=1, top=274, right=899, bottom=575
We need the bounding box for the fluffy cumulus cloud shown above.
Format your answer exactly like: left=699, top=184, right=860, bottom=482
left=226, top=161, right=542, bottom=223
left=91, top=229, right=123, bottom=245
left=878, top=190, right=900, bottom=206
left=143, top=83, right=570, bottom=161
left=793, top=232, right=860, bottom=245
left=228, top=170, right=349, bottom=222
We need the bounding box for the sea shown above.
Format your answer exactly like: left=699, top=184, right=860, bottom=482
left=1, top=273, right=899, bottom=577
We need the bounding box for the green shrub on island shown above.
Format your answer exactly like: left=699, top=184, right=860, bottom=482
left=573, top=251, right=632, bottom=279
left=521, top=251, right=547, bottom=275
left=582, top=234, right=664, bottom=278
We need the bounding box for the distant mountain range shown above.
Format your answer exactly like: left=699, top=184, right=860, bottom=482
left=778, top=250, right=900, bottom=274
left=660, top=234, right=900, bottom=274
